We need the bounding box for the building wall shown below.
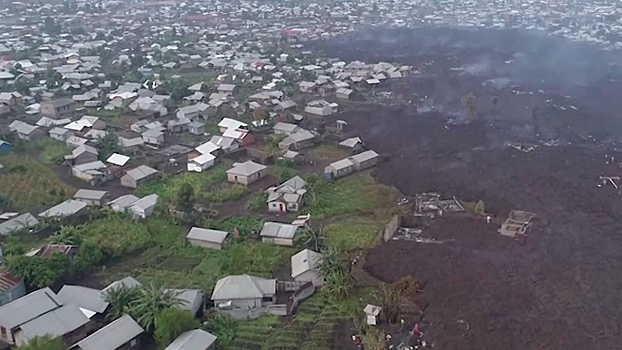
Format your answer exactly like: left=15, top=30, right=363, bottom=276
left=74, top=153, right=98, bottom=165
left=120, top=175, right=138, bottom=188
left=227, top=173, right=250, bottom=185
left=262, top=237, right=294, bottom=247
left=0, top=325, right=15, bottom=344
left=75, top=198, right=99, bottom=206
left=0, top=279, right=25, bottom=306
left=214, top=297, right=262, bottom=309
left=188, top=238, right=222, bottom=250
left=268, top=201, right=286, bottom=212
left=354, top=158, right=378, bottom=171
left=294, top=270, right=323, bottom=287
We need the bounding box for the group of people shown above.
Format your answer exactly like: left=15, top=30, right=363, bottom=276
left=351, top=322, right=426, bottom=349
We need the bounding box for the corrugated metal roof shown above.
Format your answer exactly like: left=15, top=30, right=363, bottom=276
left=20, top=304, right=89, bottom=341
left=73, top=314, right=144, bottom=350
left=0, top=287, right=62, bottom=329
left=164, top=329, right=217, bottom=350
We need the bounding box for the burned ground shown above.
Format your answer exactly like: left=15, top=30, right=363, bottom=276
left=315, top=27, right=622, bottom=349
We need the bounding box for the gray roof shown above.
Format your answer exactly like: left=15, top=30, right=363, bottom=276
left=57, top=285, right=109, bottom=314
left=165, top=329, right=217, bottom=350
left=284, top=130, right=315, bottom=143
left=49, top=127, right=71, bottom=135
left=211, top=274, right=276, bottom=300
left=39, top=199, right=87, bottom=218
left=73, top=160, right=107, bottom=172
left=328, top=158, right=354, bottom=171
left=339, top=137, right=363, bottom=148
left=186, top=227, right=228, bottom=244
left=14, top=122, right=38, bottom=135
left=226, top=160, right=266, bottom=177
left=124, top=165, right=158, bottom=181
left=273, top=122, right=299, bottom=133
left=0, top=287, right=61, bottom=330
left=130, top=194, right=159, bottom=211
left=350, top=150, right=379, bottom=163
left=102, top=276, right=143, bottom=295
left=20, top=304, right=89, bottom=341
left=74, top=189, right=108, bottom=201
left=291, top=249, right=322, bottom=279
left=260, top=222, right=299, bottom=239
left=108, top=194, right=140, bottom=209
left=167, top=289, right=204, bottom=314
left=73, top=314, right=144, bottom=350
left=0, top=212, right=39, bottom=236
left=142, top=128, right=164, bottom=137
left=217, top=83, right=236, bottom=92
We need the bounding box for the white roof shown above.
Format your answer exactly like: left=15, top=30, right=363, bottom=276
left=291, top=249, right=322, bottom=279
left=339, top=137, right=362, bottom=148
left=222, top=128, right=247, bottom=140
left=106, top=153, right=130, bottom=166
left=260, top=222, right=299, bottom=239
left=189, top=153, right=215, bottom=165
left=195, top=141, right=220, bottom=155
left=211, top=274, right=276, bottom=300
left=218, top=117, right=247, bottom=130
left=328, top=158, right=354, bottom=170
left=186, top=227, right=228, bottom=244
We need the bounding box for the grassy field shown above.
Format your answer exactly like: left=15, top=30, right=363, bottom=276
left=308, top=143, right=350, bottom=162
left=0, top=155, right=73, bottom=211
left=306, top=172, right=400, bottom=220
left=136, top=166, right=249, bottom=204
left=227, top=293, right=360, bottom=350
left=324, top=218, right=381, bottom=251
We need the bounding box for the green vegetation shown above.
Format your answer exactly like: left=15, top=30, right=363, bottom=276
left=306, top=172, right=398, bottom=219
left=207, top=216, right=264, bottom=238
left=0, top=155, right=73, bottom=211
left=16, top=335, right=64, bottom=350
left=155, top=308, right=200, bottom=348
left=32, top=138, right=71, bottom=164
left=137, top=167, right=245, bottom=204
left=78, top=213, right=151, bottom=257
left=324, top=219, right=380, bottom=251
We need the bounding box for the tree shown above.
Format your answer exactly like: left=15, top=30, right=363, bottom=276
left=7, top=253, right=71, bottom=288
left=16, top=335, right=64, bottom=350
left=96, top=132, right=119, bottom=161
left=154, top=308, right=200, bottom=348
left=252, top=108, right=268, bottom=121
left=129, top=284, right=183, bottom=332
left=105, top=285, right=142, bottom=320
left=176, top=183, right=195, bottom=214
left=49, top=225, right=82, bottom=245
left=45, top=68, right=62, bottom=89
left=318, top=247, right=352, bottom=299
left=372, top=283, right=404, bottom=324
left=203, top=312, right=237, bottom=349
left=462, top=93, right=477, bottom=121
left=299, top=225, right=325, bottom=251
left=474, top=200, right=486, bottom=216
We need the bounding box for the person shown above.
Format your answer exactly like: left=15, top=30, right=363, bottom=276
left=413, top=323, right=424, bottom=338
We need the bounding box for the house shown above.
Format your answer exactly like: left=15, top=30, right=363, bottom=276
left=84, top=129, right=107, bottom=140
left=350, top=150, right=379, bottom=171
left=57, top=285, right=109, bottom=317
left=39, top=199, right=88, bottom=218
left=128, top=194, right=159, bottom=219
left=15, top=304, right=90, bottom=346
left=218, top=118, right=248, bottom=134
left=121, top=165, right=159, bottom=188
left=260, top=222, right=300, bottom=246
left=216, top=83, right=237, bottom=95
left=226, top=161, right=267, bottom=185
left=13, top=122, right=45, bottom=141
left=299, top=81, right=316, bottom=93
left=275, top=100, right=297, bottom=112
left=40, top=98, right=74, bottom=118
left=49, top=127, right=74, bottom=141
left=273, top=122, right=301, bottom=135
left=34, top=244, right=79, bottom=259
left=0, top=140, right=11, bottom=154
left=304, top=100, right=333, bottom=116
left=364, top=304, right=382, bottom=326
left=324, top=158, right=355, bottom=179
left=64, top=145, right=98, bottom=165
left=187, top=153, right=216, bottom=173
left=291, top=249, right=323, bottom=287
left=0, top=92, right=18, bottom=105
left=222, top=128, right=255, bottom=146
left=336, top=87, right=354, bottom=100
left=209, top=136, right=239, bottom=153
left=107, top=194, right=140, bottom=213
left=266, top=176, right=306, bottom=213
left=0, top=287, right=62, bottom=344
left=73, top=189, right=110, bottom=206
left=211, top=275, right=276, bottom=309
left=278, top=130, right=316, bottom=151
left=106, top=153, right=130, bottom=167
left=118, top=136, right=144, bottom=152
left=164, top=329, right=217, bottom=350
left=70, top=314, right=144, bottom=350
left=195, top=141, right=221, bottom=156
left=339, top=137, right=364, bottom=153
left=102, top=277, right=142, bottom=295
left=72, top=161, right=109, bottom=185
left=0, top=213, right=39, bottom=236
left=142, top=129, right=165, bottom=145
left=0, top=272, right=26, bottom=306
left=186, top=227, right=229, bottom=250
left=176, top=105, right=204, bottom=120
left=188, top=121, right=205, bottom=135
left=168, top=118, right=191, bottom=133
left=169, top=289, right=205, bottom=316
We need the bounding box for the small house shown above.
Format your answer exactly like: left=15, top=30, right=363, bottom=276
left=324, top=158, right=355, bottom=179
left=40, top=98, right=74, bottom=118
left=106, top=153, right=130, bottom=167
left=121, top=165, right=159, bottom=188
left=364, top=304, right=382, bottom=326
left=0, top=272, right=26, bottom=306
left=49, top=127, right=74, bottom=141
left=278, top=130, right=316, bottom=151
left=39, top=200, right=88, bottom=218
left=291, top=249, right=323, bottom=287
left=14, top=123, right=44, bottom=141
left=187, top=153, right=216, bottom=173
left=339, top=137, right=364, bottom=153
left=168, top=118, right=191, bottom=133
left=0, top=213, right=38, bottom=236
left=64, top=145, right=98, bottom=166
left=118, top=136, right=144, bottom=152
left=260, top=222, right=299, bottom=246
left=142, top=129, right=164, bottom=145
left=188, top=121, right=205, bottom=135
left=266, top=176, right=306, bottom=213
left=169, top=289, right=205, bottom=316
left=209, top=136, right=239, bottom=153
left=186, top=227, right=229, bottom=250
left=275, top=100, right=297, bottom=112
left=128, top=194, right=159, bottom=219
left=335, top=87, right=353, bottom=100
left=107, top=194, right=140, bottom=213
left=350, top=150, right=379, bottom=171
left=211, top=274, right=276, bottom=309
left=57, top=285, right=110, bottom=317
left=0, top=287, right=62, bottom=344
left=70, top=314, right=144, bottom=350
left=216, top=83, right=237, bottom=95
left=273, top=122, right=301, bottom=135
left=165, top=329, right=217, bottom=350
left=72, top=161, right=109, bottom=185
left=226, top=161, right=267, bottom=186
left=218, top=118, right=248, bottom=134
left=15, top=304, right=90, bottom=346
left=0, top=140, right=12, bottom=154
left=304, top=100, right=333, bottom=116
left=73, top=189, right=110, bottom=206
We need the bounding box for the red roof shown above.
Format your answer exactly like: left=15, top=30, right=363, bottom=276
left=37, top=244, right=78, bottom=258
left=0, top=272, right=22, bottom=292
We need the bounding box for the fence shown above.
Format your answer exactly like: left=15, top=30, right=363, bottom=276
left=277, top=280, right=308, bottom=292
left=217, top=307, right=268, bottom=320
left=289, top=281, right=315, bottom=313
left=383, top=215, right=400, bottom=242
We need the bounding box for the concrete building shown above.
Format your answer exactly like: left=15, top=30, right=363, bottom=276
left=186, top=227, right=229, bottom=250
